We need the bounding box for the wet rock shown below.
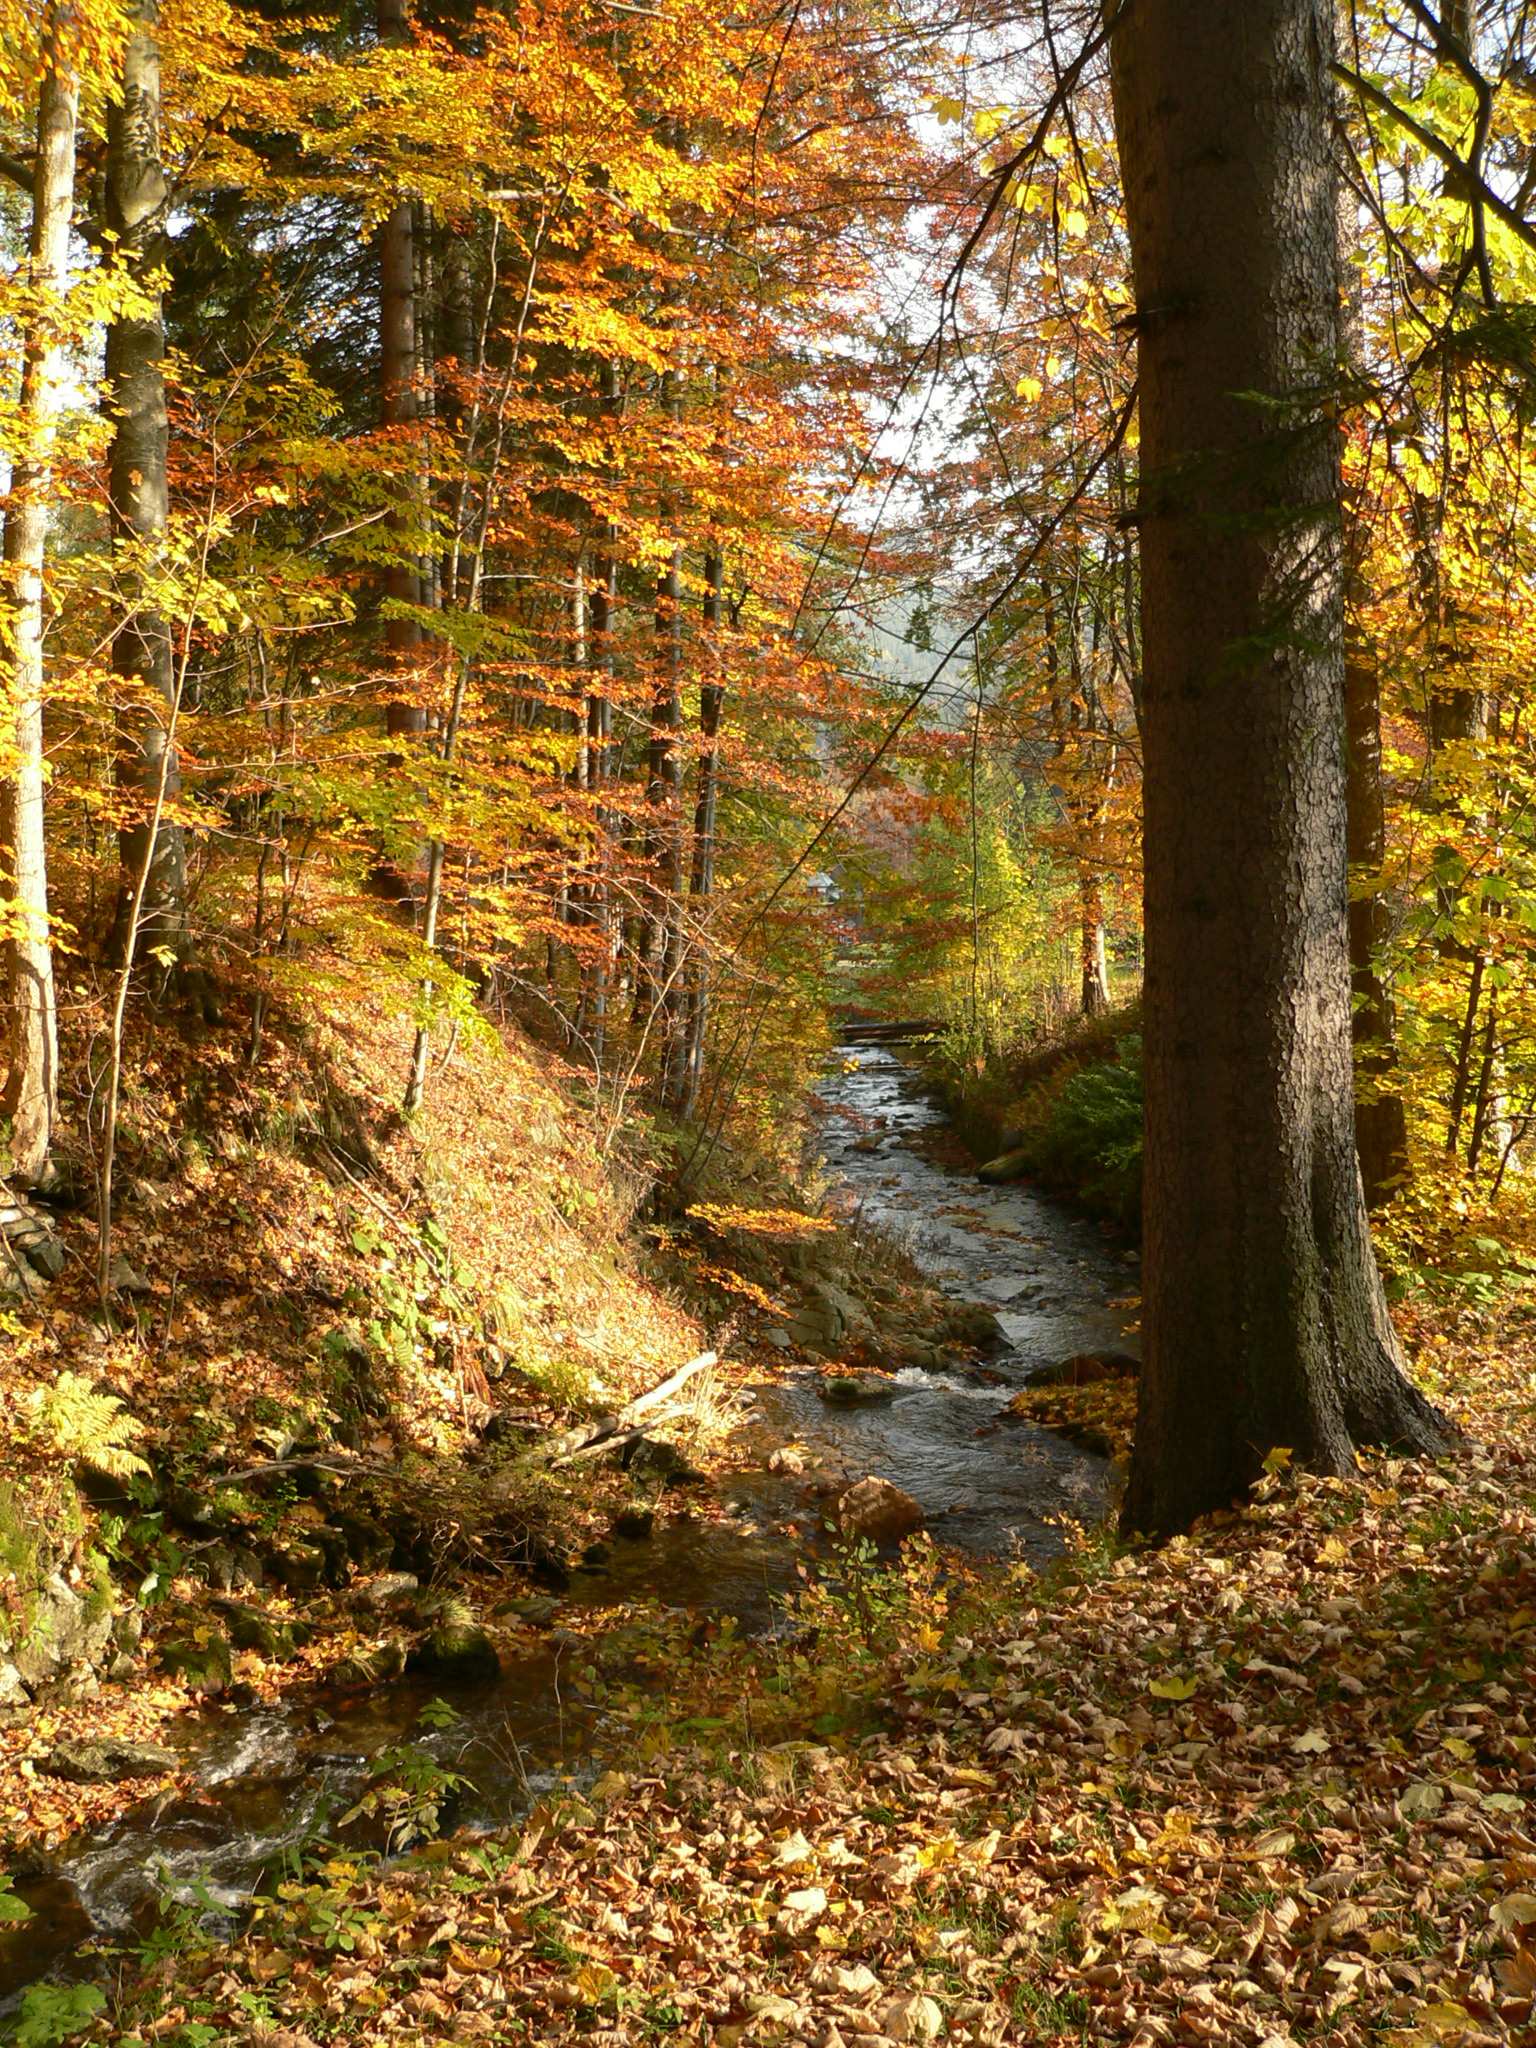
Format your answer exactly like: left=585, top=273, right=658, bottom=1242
left=768, top=1446, right=807, bottom=1475
left=580, top=1541, right=612, bottom=1569
left=1034, top=1349, right=1139, bottom=1387
left=42, top=1736, right=178, bottom=1783
left=495, top=1593, right=560, bottom=1627
left=977, top=1148, right=1031, bottom=1186
left=946, top=1303, right=1006, bottom=1352
left=836, top=1477, right=925, bottom=1545
left=784, top=1278, right=872, bottom=1357
left=817, top=1373, right=899, bottom=1406
left=887, top=1336, right=947, bottom=1371
left=407, top=1619, right=500, bottom=1685
left=332, top=1639, right=407, bottom=1687
left=611, top=1507, right=655, bottom=1542
left=623, top=1435, right=703, bottom=1486
left=159, top=1629, right=234, bottom=1693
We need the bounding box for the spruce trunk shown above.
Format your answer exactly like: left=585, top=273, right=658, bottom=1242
left=1109, top=0, right=1451, bottom=1538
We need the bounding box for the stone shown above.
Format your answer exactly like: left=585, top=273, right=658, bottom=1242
left=977, top=1148, right=1031, bottom=1186
left=407, top=1620, right=500, bottom=1685
left=1034, top=1349, right=1140, bottom=1388
left=0, top=1661, right=29, bottom=1708
left=768, top=1446, right=807, bottom=1475
left=495, top=1593, right=560, bottom=1627
left=328, top=1510, right=394, bottom=1571
left=836, top=1476, right=924, bottom=1545
left=0, top=1194, right=66, bottom=1281
left=580, top=1541, right=611, bottom=1568
left=947, top=1303, right=1006, bottom=1351
left=332, top=1639, right=407, bottom=1687
left=763, top=1327, right=793, bottom=1352
left=12, top=1574, right=114, bottom=1688
left=267, top=1541, right=326, bottom=1591
left=107, top=1254, right=153, bottom=1295
left=611, top=1507, right=654, bottom=1542
left=42, top=1736, right=178, bottom=1783
left=216, top=1601, right=293, bottom=1658
left=817, top=1374, right=899, bottom=1406
left=354, top=1571, right=420, bottom=1612
left=159, top=1629, right=234, bottom=1692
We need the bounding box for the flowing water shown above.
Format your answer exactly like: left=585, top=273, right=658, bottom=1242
left=2, top=1045, right=1135, bottom=2003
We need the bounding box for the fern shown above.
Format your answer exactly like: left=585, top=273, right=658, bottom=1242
left=29, top=1373, right=149, bottom=1480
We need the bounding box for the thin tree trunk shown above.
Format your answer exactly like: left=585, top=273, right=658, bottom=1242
left=105, top=0, right=187, bottom=967
left=676, top=544, right=726, bottom=1116
left=379, top=0, right=426, bottom=740
left=1079, top=871, right=1110, bottom=1017
left=1344, top=577, right=1410, bottom=1205
left=1109, top=0, right=1451, bottom=1540
left=0, top=0, right=78, bottom=1185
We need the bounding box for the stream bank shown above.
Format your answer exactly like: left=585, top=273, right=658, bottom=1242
left=2, top=1044, right=1135, bottom=2011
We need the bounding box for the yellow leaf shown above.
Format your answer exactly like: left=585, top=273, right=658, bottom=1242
left=1148, top=1672, right=1199, bottom=1700
left=574, top=1962, right=618, bottom=2004
left=1016, top=374, right=1043, bottom=402
left=1064, top=207, right=1088, bottom=235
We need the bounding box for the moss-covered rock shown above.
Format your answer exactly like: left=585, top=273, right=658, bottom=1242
left=407, top=1620, right=500, bottom=1684
left=159, top=1629, right=234, bottom=1692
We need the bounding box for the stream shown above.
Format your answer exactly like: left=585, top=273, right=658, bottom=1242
left=2, top=1046, right=1135, bottom=2005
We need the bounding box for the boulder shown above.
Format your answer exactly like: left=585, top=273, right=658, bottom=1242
left=1034, top=1349, right=1140, bottom=1387
left=817, top=1374, right=899, bottom=1406
left=353, top=1571, right=421, bottom=1613
left=977, top=1148, right=1031, bottom=1186
left=946, top=1303, right=1007, bottom=1352
left=836, top=1477, right=924, bottom=1545
left=159, top=1629, right=234, bottom=1693
left=42, top=1736, right=178, bottom=1784
left=11, top=1574, right=114, bottom=1689
left=611, top=1507, right=655, bottom=1542
left=216, top=1601, right=295, bottom=1658
left=332, top=1639, right=408, bottom=1687
left=407, top=1619, right=500, bottom=1685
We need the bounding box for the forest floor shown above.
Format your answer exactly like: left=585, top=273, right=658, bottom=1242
left=5, top=994, right=1536, bottom=2046
left=62, top=1300, right=1536, bottom=2048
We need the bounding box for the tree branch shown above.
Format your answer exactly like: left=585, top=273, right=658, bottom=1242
left=1333, top=59, right=1536, bottom=269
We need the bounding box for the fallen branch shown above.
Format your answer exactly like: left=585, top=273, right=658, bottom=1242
left=544, top=1350, right=717, bottom=1462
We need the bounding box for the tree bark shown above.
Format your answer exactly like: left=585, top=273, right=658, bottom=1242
left=676, top=543, right=726, bottom=1116
left=1109, top=0, right=1452, bottom=1540
left=378, top=0, right=427, bottom=739
left=0, top=0, right=78, bottom=1184
left=1079, top=873, right=1110, bottom=1018
left=105, top=0, right=188, bottom=966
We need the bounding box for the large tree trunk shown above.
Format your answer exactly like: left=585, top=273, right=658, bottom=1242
left=0, top=0, right=78, bottom=1185
left=105, top=0, right=188, bottom=967
left=1109, top=0, right=1451, bottom=1540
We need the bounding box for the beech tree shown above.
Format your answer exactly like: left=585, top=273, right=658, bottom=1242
left=0, top=0, right=78, bottom=1186
left=1108, top=0, right=1453, bottom=1537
